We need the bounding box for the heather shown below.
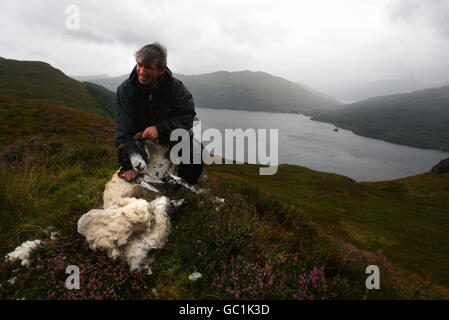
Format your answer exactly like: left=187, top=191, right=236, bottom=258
left=207, top=163, right=449, bottom=288
left=0, top=95, right=448, bottom=299
left=1, top=163, right=444, bottom=299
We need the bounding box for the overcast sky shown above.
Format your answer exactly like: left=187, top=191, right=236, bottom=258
left=1, top=0, right=449, bottom=86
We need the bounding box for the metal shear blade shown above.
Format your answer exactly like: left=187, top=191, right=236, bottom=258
left=140, top=181, right=160, bottom=193
left=142, top=175, right=165, bottom=184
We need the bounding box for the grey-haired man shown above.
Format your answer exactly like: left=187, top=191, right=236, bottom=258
left=115, top=42, right=203, bottom=184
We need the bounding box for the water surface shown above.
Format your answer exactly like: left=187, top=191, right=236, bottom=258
left=195, top=107, right=449, bottom=182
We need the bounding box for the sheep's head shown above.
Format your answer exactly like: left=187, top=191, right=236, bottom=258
left=117, top=132, right=175, bottom=178
left=117, top=132, right=150, bottom=172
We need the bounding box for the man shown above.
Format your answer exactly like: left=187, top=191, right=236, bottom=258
left=115, top=42, right=203, bottom=184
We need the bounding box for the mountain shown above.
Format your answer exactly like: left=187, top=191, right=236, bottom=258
left=86, top=70, right=342, bottom=113
left=75, top=74, right=127, bottom=92
left=175, top=70, right=342, bottom=113
left=432, top=81, right=449, bottom=88
left=83, top=82, right=116, bottom=119
left=311, top=86, right=449, bottom=152
left=296, top=81, right=343, bottom=106
left=0, top=58, right=116, bottom=119
left=71, top=74, right=110, bottom=82
left=311, top=76, right=430, bottom=103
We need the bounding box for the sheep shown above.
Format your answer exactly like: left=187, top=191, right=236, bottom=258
left=77, top=133, right=192, bottom=272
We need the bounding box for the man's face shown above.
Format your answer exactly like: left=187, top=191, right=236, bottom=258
left=136, top=60, right=165, bottom=85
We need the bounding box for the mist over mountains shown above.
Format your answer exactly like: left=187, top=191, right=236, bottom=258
left=72, top=74, right=126, bottom=93
left=310, top=76, right=434, bottom=103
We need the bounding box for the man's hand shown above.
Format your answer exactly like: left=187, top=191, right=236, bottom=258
left=123, top=169, right=139, bottom=182
left=143, top=126, right=159, bottom=142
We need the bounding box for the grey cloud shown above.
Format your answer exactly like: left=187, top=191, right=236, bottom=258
left=390, top=0, right=449, bottom=39
left=1, top=1, right=449, bottom=85
left=13, top=0, right=162, bottom=46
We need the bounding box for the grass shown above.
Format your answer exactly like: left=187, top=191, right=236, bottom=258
left=0, top=95, right=448, bottom=299
left=0, top=95, right=114, bottom=152
left=206, top=163, right=449, bottom=287
left=1, top=160, right=445, bottom=299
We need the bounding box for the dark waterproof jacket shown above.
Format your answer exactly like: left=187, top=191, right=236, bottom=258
left=114, top=65, right=196, bottom=167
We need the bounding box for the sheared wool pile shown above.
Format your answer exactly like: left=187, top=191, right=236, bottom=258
left=77, top=196, right=171, bottom=271
left=5, top=240, right=42, bottom=267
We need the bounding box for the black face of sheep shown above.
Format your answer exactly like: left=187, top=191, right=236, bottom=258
left=116, top=132, right=175, bottom=178
left=132, top=138, right=149, bottom=170
left=117, top=134, right=149, bottom=173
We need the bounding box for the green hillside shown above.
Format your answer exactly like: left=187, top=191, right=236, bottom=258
left=0, top=95, right=114, bottom=151
left=206, top=163, right=449, bottom=287
left=0, top=95, right=448, bottom=300
left=0, top=58, right=115, bottom=119
left=83, top=82, right=116, bottom=119
left=312, top=86, right=449, bottom=152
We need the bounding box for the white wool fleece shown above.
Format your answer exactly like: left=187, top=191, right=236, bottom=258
left=5, top=240, right=42, bottom=267
left=77, top=196, right=170, bottom=271
left=102, top=170, right=136, bottom=209
left=123, top=196, right=170, bottom=271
